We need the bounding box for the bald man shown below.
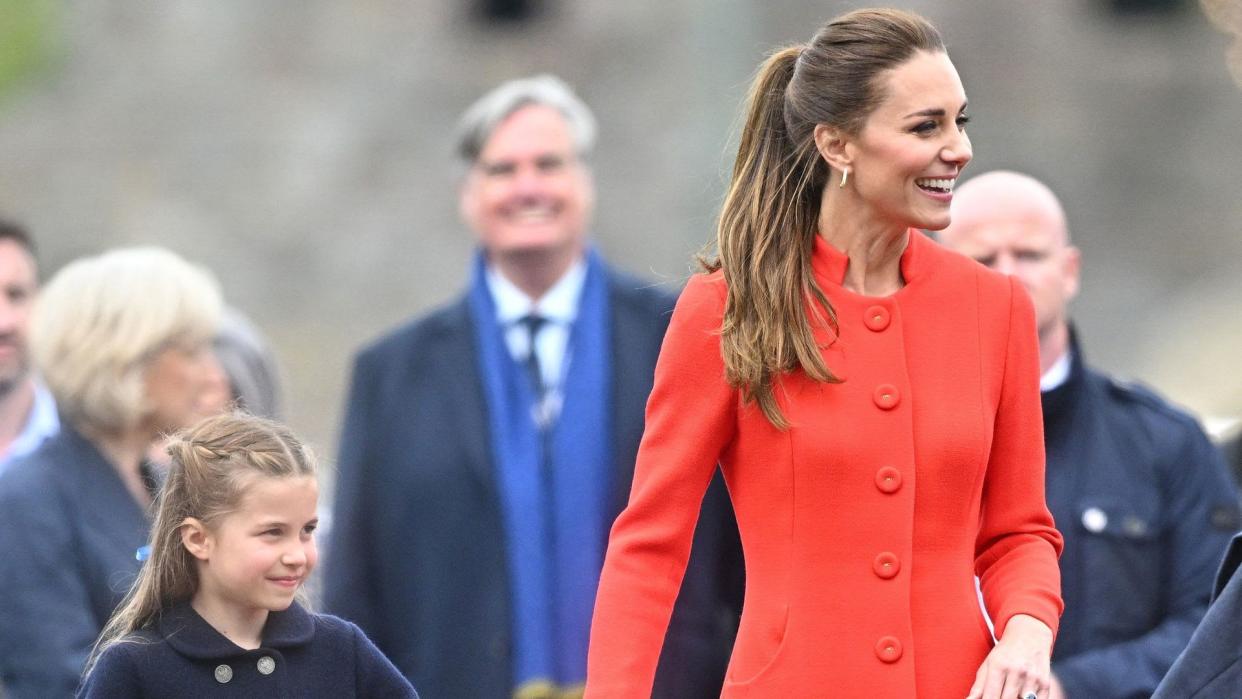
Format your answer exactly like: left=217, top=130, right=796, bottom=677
left=940, top=171, right=1240, bottom=699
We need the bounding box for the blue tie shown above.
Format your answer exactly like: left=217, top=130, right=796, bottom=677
left=518, top=314, right=547, bottom=401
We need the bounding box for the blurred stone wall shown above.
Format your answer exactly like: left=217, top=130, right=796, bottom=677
left=2, top=0, right=1241, bottom=464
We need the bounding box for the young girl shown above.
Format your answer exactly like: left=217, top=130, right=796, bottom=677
left=79, top=412, right=418, bottom=698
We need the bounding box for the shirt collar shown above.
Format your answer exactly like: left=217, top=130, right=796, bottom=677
left=484, top=257, right=587, bottom=326
left=1040, top=350, right=1072, bottom=392
left=24, top=379, right=59, bottom=435
left=1, top=379, right=59, bottom=464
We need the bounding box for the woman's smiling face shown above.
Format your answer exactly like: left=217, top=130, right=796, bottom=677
left=842, top=50, right=973, bottom=232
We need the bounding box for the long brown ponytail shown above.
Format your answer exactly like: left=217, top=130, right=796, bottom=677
left=704, top=9, right=945, bottom=428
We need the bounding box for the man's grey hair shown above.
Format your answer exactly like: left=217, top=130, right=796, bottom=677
left=454, top=74, right=598, bottom=164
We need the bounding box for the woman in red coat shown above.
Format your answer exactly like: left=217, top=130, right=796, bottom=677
left=586, top=9, right=1063, bottom=699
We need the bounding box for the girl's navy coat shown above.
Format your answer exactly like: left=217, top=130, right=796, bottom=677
left=77, top=602, right=418, bottom=698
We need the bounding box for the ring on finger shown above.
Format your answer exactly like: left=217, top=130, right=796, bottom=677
left=1021, top=692, right=1038, bottom=699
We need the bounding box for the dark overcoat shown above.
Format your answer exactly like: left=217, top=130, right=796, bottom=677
left=1152, top=533, right=1242, bottom=698
left=322, top=265, right=743, bottom=698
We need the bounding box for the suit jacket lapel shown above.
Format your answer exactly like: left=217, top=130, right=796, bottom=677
left=438, top=297, right=499, bottom=499
left=606, top=273, right=671, bottom=523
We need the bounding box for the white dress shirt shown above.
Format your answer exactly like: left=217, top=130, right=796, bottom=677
left=0, top=379, right=60, bottom=476
left=485, top=259, right=587, bottom=423
left=1040, top=351, right=1072, bottom=393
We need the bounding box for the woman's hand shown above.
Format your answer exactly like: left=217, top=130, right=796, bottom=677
left=966, top=613, right=1054, bottom=699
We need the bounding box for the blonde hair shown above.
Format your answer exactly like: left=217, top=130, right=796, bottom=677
left=31, top=246, right=223, bottom=434
left=84, top=412, right=318, bottom=677
left=705, top=9, right=945, bottom=428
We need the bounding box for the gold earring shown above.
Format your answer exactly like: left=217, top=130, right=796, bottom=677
left=839, top=168, right=849, bottom=188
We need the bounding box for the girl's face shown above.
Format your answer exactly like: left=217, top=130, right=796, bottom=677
left=842, top=50, right=973, bottom=231
left=191, top=475, right=319, bottom=617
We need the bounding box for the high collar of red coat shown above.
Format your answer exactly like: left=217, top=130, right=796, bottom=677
left=810, top=228, right=935, bottom=289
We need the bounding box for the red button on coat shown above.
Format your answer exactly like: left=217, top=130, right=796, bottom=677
left=873, top=552, right=900, bottom=579
left=864, top=305, right=891, bottom=332
left=873, top=384, right=900, bottom=410
left=875, top=467, right=902, bottom=494
left=875, top=636, right=903, bottom=663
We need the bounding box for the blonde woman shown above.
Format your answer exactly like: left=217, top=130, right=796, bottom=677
left=0, top=247, right=226, bottom=697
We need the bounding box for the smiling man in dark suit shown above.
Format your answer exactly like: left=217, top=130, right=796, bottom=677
left=323, top=75, right=740, bottom=699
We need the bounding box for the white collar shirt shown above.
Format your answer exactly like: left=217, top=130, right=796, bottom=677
left=1040, top=351, right=1072, bottom=393
left=485, top=259, right=587, bottom=421
left=0, top=379, right=60, bottom=475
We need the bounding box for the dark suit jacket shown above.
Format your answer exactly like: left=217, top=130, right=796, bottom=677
left=323, top=266, right=742, bottom=698
left=1153, top=533, right=1242, bottom=698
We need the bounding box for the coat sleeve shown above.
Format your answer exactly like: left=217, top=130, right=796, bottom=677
left=585, top=274, right=738, bottom=698
left=0, top=474, right=104, bottom=698
left=1053, top=425, right=1239, bottom=697
left=349, top=620, right=420, bottom=698
left=75, top=644, right=141, bottom=699
left=974, top=276, right=1065, bottom=640
left=322, top=352, right=384, bottom=643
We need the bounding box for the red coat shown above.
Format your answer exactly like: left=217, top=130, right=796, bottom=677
left=586, top=230, right=1064, bottom=698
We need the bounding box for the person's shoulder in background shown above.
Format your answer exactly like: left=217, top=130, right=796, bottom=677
left=1217, top=424, right=1242, bottom=494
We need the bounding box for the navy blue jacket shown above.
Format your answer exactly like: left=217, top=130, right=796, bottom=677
left=322, top=267, right=743, bottom=698
left=77, top=601, right=418, bottom=697
left=1153, top=533, right=1242, bottom=698
left=1218, top=430, right=1242, bottom=499
left=0, top=423, right=151, bottom=698
left=1045, top=336, right=1240, bottom=698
